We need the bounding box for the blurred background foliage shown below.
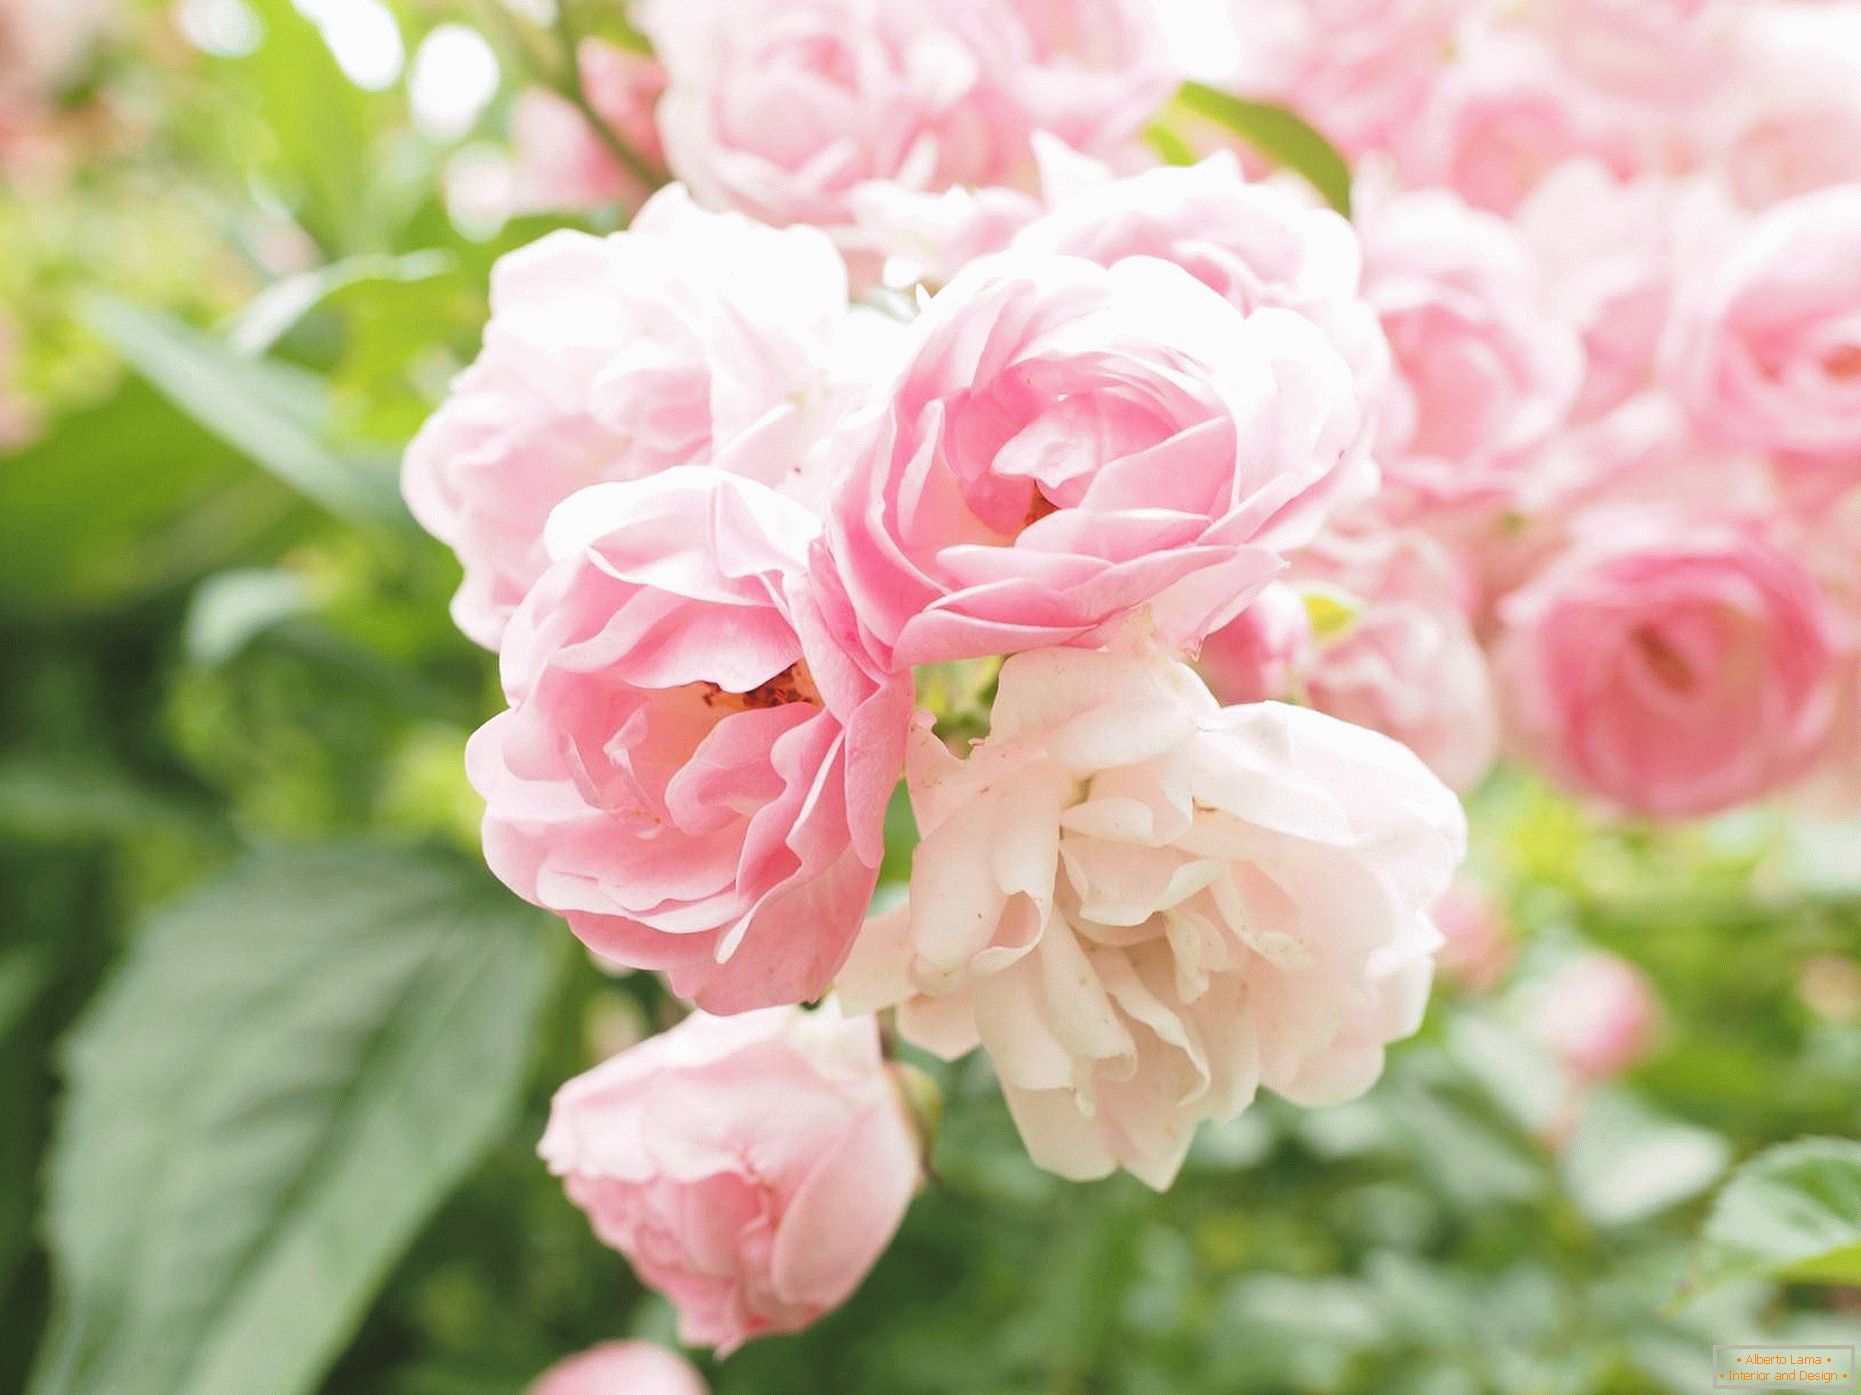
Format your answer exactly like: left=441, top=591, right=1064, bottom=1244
left=1, top=3, right=1858, bottom=1394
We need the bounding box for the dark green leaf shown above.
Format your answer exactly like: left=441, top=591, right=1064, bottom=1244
left=0, top=378, right=297, bottom=617
left=29, top=846, right=554, bottom=1395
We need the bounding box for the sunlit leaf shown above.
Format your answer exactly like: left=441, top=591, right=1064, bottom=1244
left=1690, top=1138, right=1861, bottom=1291
left=1171, top=82, right=1353, bottom=214
left=1561, top=1089, right=1729, bottom=1228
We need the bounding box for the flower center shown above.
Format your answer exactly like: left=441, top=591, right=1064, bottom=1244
left=1631, top=626, right=1694, bottom=692
left=1022, top=490, right=1060, bottom=527
left=699, top=662, right=821, bottom=713
left=1824, top=343, right=1861, bottom=381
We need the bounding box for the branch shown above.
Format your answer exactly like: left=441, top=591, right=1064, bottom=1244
left=549, top=0, right=667, bottom=192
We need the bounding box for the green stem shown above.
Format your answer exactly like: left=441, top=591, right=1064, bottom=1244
left=550, top=0, right=666, bottom=192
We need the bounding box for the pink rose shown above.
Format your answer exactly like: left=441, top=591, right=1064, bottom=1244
left=636, top=0, right=1013, bottom=232
left=640, top=0, right=1173, bottom=236
left=839, top=645, right=1465, bottom=1187
left=540, top=1005, right=922, bottom=1353
left=1512, top=0, right=1738, bottom=102
left=1218, top=0, right=1473, bottom=159
left=403, top=185, right=860, bottom=648
left=850, top=181, right=1045, bottom=289
left=996, top=0, right=1178, bottom=160
left=1432, top=879, right=1514, bottom=993
left=1668, top=186, right=1861, bottom=467
left=816, top=251, right=1368, bottom=671
left=1195, top=582, right=1313, bottom=705
left=1515, top=164, right=1690, bottom=422
left=1397, top=35, right=1644, bottom=217
left=1011, top=151, right=1392, bottom=414
left=1796, top=654, right=1861, bottom=815
left=1357, top=184, right=1583, bottom=512
left=1524, top=952, right=1659, bottom=1081
left=1507, top=392, right=1779, bottom=535
left=1497, top=512, right=1845, bottom=817
left=1789, top=488, right=1861, bottom=813
left=1707, top=2, right=1861, bottom=210
left=467, top=468, right=912, bottom=1013
left=1293, top=523, right=1500, bottom=792
left=529, top=1342, right=706, bottom=1395
left=512, top=42, right=666, bottom=214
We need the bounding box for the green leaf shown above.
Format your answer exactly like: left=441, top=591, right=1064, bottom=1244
left=29, top=846, right=554, bottom=1395
left=231, top=0, right=391, bottom=256
left=0, top=378, right=298, bottom=617
left=0, top=756, right=206, bottom=844
left=1691, top=1138, right=1861, bottom=1292
left=184, top=567, right=316, bottom=667
left=226, top=251, right=456, bottom=357
left=1144, top=120, right=1198, bottom=168
left=85, top=295, right=411, bottom=528
left=879, top=780, right=919, bottom=886
left=1560, top=1089, right=1729, bottom=1228
left=0, top=945, right=51, bottom=1044
left=1171, top=82, right=1353, bottom=215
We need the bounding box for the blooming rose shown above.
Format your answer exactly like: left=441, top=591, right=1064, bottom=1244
left=1218, top=0, right=1471, bottom=159
left=816, top=251, right=1368, bottom=671
left=1515, top=163, right=1690, bottom=422
left=1707, top=2, right=1861, bottom=210
left=1397, top=35, right=1643, bottom=217
left=540, top=1005, right=922, bottom=1353
left=851, top=180, right=1045, bottom=289
left=1796, top=656, right=1861, bottom=815
left=840, top=645, right=1465, bottom=1187
left=1357, top=183, right=1583, bottom=512
left=1524, top=952, right=1659, bottom=1081
left=996, top=0, right=1178, bottom=160
left=641, top=0, right=1004, bottom=231
left=1668, top=186, right=1861, bottom=467
left=529, top=1343, right=707, bottom=1395
left=1497, top=512, right=1845, bottom=818
left=1293, top=522, right=1500, bottom=792
left=467, top=468, right=912, bottom=1013
left=640, top=0, right=1170, bottom=236
left=403, top=185, right=860, bottom=648
left=1011, top=151, right=1392, bottom=412
left=1512, top=0, right=1738, bottom=102
left=512, top=41, right=666, bottom=214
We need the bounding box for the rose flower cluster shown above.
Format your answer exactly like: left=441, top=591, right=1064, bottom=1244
left=405, top=0, right=1861, bottom=1379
